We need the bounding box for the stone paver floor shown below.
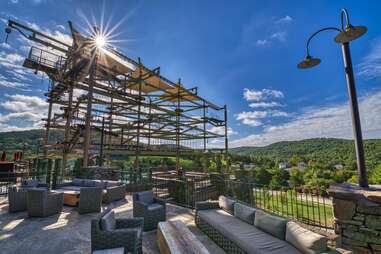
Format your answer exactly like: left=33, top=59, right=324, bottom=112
left=0, top=195, right=225, bottom=254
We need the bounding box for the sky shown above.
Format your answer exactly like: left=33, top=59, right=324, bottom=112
left=0, top=0, right=381, bottom=148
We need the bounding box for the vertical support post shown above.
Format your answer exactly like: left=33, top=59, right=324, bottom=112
left=135, top=58, right=142, bottom=174
left=224, top=105, right=229, bottom=170
left=341, top=42, right=368, bottom=188
left=203, top=102, right=207, bottom=152
left=100, top=117, right=105, bottom=166
left=176, top=80, right=181, bottom=174
left=83, top=50, right=98, bottom=167
left=62, top=83, right=73, bottom=169
left=148, top=98, right=152, bottom=148
left=107, top=94, right=114, bottom=165
left=43, top=80, right=54, bottom=158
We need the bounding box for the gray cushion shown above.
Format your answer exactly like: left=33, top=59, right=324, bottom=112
left=101, top=210, right=116, bottom=231
left=198, top=209, right=301, bottom=254
left=219, top=195, right=235, bottom=214
left=92, top=247, right=124, bottom=254
left=73, top=178, right=83, bottom=186
left=147, top=203, right=163, bottom=211
left=234, top=202, right=256, bottom=224
left=93, top=180, right=106, bottom=189
left=59, top=186, right=82, bottom=192
left=137, top=191, right=154, bottom=204
left=286, top=221, right=328, bottom=254
left=83, top=179, right=96, bottom=187
left=254, top=210, right=287, bottom=240
left=105, top=181, right=120, bottom=187
left=22, top=179, right=39, bottom=187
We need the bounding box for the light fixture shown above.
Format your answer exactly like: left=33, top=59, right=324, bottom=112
left=334, top=25, right=367, bottom=44
left=297, top=55, right=321, bottom=69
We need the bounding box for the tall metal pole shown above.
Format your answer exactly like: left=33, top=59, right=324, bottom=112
left=341, top=42, right=368, bottom=188
left=99, top=117, right=105, bottom=166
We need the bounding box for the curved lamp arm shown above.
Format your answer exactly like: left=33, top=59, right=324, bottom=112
left=305, top=27, right=342, bottom=57
left=341, top=8, right=351, bottom=31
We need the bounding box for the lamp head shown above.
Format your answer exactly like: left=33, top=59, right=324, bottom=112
left=297, top=55, right=321, bottom=69
left=334, top=25, right=367, bottom=44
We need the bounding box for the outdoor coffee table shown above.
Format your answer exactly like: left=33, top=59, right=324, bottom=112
left=52, top=189, right=80, bottom=206
left=157, top=220, right=210, bottom=254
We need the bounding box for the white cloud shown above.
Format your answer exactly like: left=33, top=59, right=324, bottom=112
left=271, top=31, right=287, bottom=42
left=231, top=90, right=381, bottom=147
left=249, top=101, right=282, bottom=108
left=208, top=126, right=237, bottom=136
left=358, top=38, right=381, bottom=79
left=276, top=15, right=293, bottom=24
left=243, top=88, right=284, bottom=101
left=236, top=110, right=288, bottom=127
left=256, top=39, right=268, bottom=46
left=0, top=94, right=53, bottom=132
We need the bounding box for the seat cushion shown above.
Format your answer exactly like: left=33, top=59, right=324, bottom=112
left=137, top=191, right=154, bottom=204
left=22, top=179, right=39, bottom=188
left=92, top=247, right=124, bottom=254
left=59, top=186, right=82, bottom=192
left=72, top=178, right=83, bottom=186
left=234, top=202, right=256, bottom=224
left=101, top=210, right=116, bottom=231
left=147, top=203, right=163, bottom=211
left=83, top=179, right=96, bottom=187
left=93, top=180, right=106, bottom=189
left=105, top=181, right=120, bottom=187
left=198, top=209, right=301, bottom=254
left=286, top=221, right=328, bottom=254
left=219, top=195, right=235, bottom=214
left=254, top=210, right=287, bottom=240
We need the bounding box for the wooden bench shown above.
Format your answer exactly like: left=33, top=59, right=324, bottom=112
left=157, top=220, right=210, bottom=254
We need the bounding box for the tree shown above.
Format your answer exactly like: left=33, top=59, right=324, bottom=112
left=370, top=164, right=381, bottom=184
left=254, top=168, right=272, bottom=186
left=289, top=168, right=303, bottom=188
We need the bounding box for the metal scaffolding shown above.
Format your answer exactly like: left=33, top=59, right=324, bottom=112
left=5, top=19, right=228, bottom=172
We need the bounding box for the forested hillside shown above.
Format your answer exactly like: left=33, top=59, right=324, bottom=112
left=230, top=138, right=381, bottom=168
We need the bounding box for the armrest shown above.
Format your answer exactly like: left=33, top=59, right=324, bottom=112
left=195, top=201, right=219, bottom=210
left=46, top=193, right=63, bottom=210
left=153, top=197, right=166, bottom=206
left=95, top=229, right=139, bottom=252
left=116, top=217, right=144, bottom=229
left=134, top=200, right=149, bottom=210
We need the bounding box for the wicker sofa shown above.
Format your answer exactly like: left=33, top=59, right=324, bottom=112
left=195, top=196, right=337, bottom=254
left=56, top=178, right=126, bottom=203
left=91, top=209, right=143, bottom=254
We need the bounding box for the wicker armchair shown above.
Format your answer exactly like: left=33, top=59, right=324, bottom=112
left=91, top=209, right=143, bottom=254
left=27, top=189, right=64, bottom=217
left=8, top=186, right=27, bottom=212
left=132, top=191, right=166, bottom=231
left=79, top=187, right=103, bottom=214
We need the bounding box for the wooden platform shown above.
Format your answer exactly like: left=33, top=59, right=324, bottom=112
left=52, top=189, right=80, bottom=206
left=157, top=220, right=210, bottom=254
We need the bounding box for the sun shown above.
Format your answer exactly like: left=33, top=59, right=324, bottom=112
left=95, top=34, right=107, bottom=48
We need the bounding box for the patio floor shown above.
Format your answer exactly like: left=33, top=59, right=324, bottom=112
left=0, top=195, right=225, bottom=254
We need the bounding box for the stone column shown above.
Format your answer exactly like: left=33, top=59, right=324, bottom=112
left=328, top=183, right=381, bottom=254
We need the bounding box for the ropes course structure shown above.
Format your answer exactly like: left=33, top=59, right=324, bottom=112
left=4, top=19, right=228, bottom=172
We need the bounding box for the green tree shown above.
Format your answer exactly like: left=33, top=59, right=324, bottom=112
left=370, top=164, right=381, bottom=184
left=254, top=168, right=272, bottom=186
left=289, top=168, right=303, bottom=188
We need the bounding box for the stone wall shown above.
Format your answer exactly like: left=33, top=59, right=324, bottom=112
left=328, top=184, right=381, bottom=254
left=80, top=166, right=121, bottom=181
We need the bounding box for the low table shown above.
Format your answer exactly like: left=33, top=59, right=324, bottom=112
left=52, top=189, right=80, bottom=206
left=157, top=220, right=210, bottom=254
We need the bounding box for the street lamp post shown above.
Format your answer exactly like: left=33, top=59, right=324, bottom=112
left=297, top=9, right=369, bottom=188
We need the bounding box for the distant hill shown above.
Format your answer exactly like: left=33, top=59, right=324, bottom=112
left=0, top=129, right=63, bottom=154
left=229, top=138, right=381, bottom=167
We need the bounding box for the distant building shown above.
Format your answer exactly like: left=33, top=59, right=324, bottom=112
left=279, top=162, right=290, bottom=170
left=334, top=164, right=344, bottom=170
left=297, top=161, right=307, bottom=170
left=243, top=163, right=255, bottom=169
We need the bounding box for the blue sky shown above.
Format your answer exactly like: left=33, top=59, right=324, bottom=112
left=0, top=0, right=381, bottom=147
